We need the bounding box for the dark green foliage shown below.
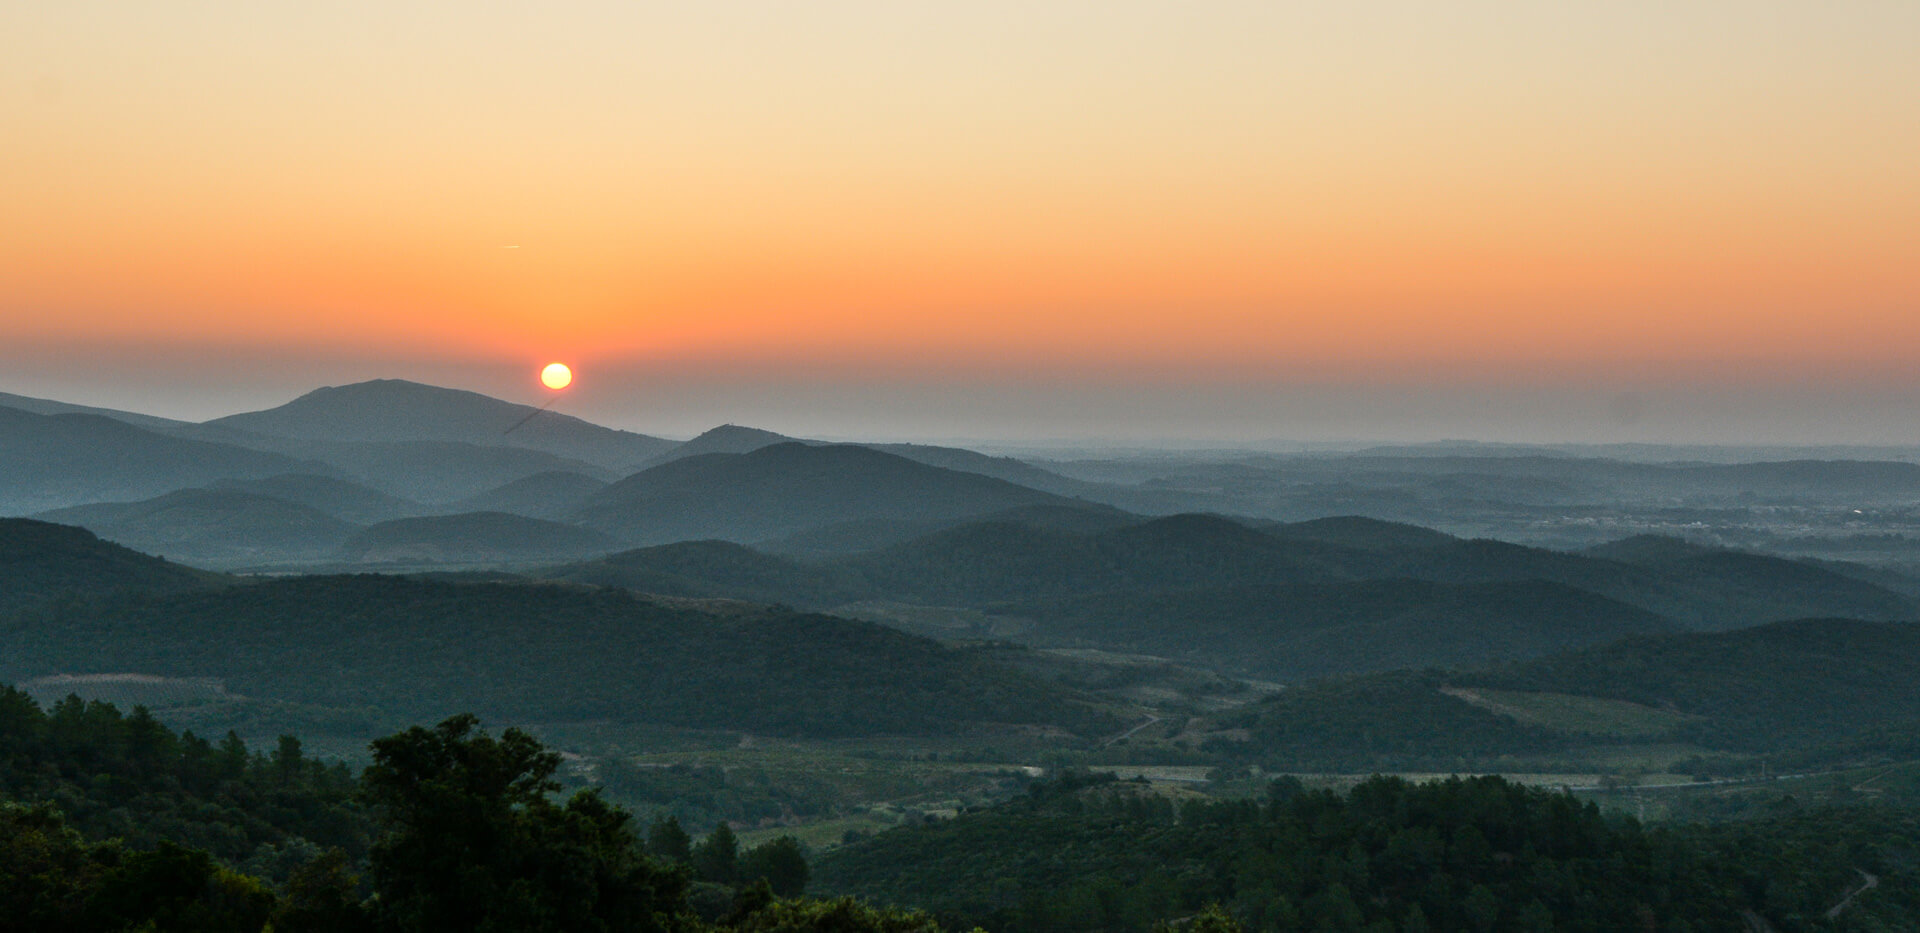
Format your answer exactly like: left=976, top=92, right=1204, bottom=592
left=816, top=773, right=1917, bottom=932
left=725, top=895, right=944, bottom=933
left=692, top=823, right=742, bottom=885
left=362, top=713, right=686, bottom=933
left=602, top=760, right=843, bottom=832
left=272, top=848, right=372, bottom=933
left=740, top=836, right=811, bottom=897
left=0, top=804, right=274, bottom=933
left=0, top=575, right=1112, bottom=738
left=0, top=685, right=367, bottom=864
left=649, top=815, right=693, bottom=863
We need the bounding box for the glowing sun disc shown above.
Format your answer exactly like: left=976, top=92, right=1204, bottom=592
left=540, top=362, right=573, bottom=390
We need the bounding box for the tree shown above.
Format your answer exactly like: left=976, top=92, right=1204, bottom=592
left=649, top=815, right=693, bottom=863
left=693, top=822, right=741, bottom=885
left=273, top=734, right=305, bottom=785
left=273, top=848, right=371, bottom=933
left=361, top=714, right=685, bottom=933
left=728, top=895, right=944, bottom=933
left=741, top=836, right=810, bottom=897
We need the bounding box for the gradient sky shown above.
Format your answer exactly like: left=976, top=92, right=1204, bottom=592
left=3, top=2, right=1917, bottom=442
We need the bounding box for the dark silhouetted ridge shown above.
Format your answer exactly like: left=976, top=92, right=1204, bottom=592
left=0, top=518, right=216, bottom=614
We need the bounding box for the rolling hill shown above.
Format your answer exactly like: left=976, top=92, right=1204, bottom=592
left=1219, top=617, right=1920, bottom=770
left=1001, top=579, right=1676, bottom=680
left=0, top=575, right=1114, bottom=738
left=207, top=472, right=422, bottom=524
left=0, top=518, right=217, bottom=615
left=0, top=405, right=317, bottom=514
left=340, top=511, right=619, bottom=564
left=447, top=470, right=609, bottom=520
left=36, top=489, right=362, bottom=567
left=643, top=424, right=802, bottom=465
left=575, top=443, right=1080, bottom=545
left=207, top=379, right=675, bottom=471
left=549, top=512, right=1917, bottom=684
left=243, top=438, right=618, bottom=504
left=0, top=390, right=191, bottom=432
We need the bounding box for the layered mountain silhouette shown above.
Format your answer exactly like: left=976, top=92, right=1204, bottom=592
left=549, top=511, right=1917, bottom=678
left=643, top=424, right=803, bottom=465
left=575, top=442, right=1086, bottom=545
left=340, top=511, right=618, bottom=564
left=207, top=473, right=422, bottom=524
left=36, top=489, right=362, bottom=566
left=448, top=470, right=609, bottom=520
left=208, top=379, right=676, bottom=472
left=0, top=391, right=192, bottom=432
left=0, top=406, right=316, bottom=514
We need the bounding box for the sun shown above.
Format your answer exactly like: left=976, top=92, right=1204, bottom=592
left=540, top=362, right=573, bottom=390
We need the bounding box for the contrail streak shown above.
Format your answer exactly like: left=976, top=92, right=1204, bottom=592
left=503, top=397, right=559, bottom=435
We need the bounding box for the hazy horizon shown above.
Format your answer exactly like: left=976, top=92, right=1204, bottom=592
left=8, top=363, right=1920, bottom=452
left=5, top=2, right=1916, bottom=448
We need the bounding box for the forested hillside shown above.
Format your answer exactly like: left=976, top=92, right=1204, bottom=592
left=1214, top=619, right=1920, bottom=772
left=0, top=575, right=1113, bottom=738
left=0, top=519, right=217, bottom=615
left=818, top=771, right=1920, bottom=932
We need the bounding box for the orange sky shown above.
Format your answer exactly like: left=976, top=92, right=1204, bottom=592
left=3, top=2, right=1918, bottom=436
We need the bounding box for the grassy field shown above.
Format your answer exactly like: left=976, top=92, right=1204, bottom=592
left=24, top=672, right=231, bottom=710
left=1440, top=686, right=1698, bottom=738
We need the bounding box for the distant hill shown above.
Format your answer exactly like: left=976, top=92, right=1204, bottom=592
left=340, top=512, right=618, bottom=565
left=550, top=540, right=858, bottom=606
left=644, top=424, right=802, bottom=465
left=576, top=443, right=1078, bottom=545
left=1262, top=515, right=1458, bottom=551
left=208, top=473, right=422, bottom=523
left=0, top=518, right=216, bottom=615
left=758, top=502, right=1139, bottom=556
left=1219, top=617, right=1920, bottom=770
left=1469, top=618, right=1920, bottom=751
left=1389, top=537, right=1917, bottom=629
left=833, top=514, right=1387, bottom=606
left=0, top=391, right=190, bottom=431
left=0, top=575, right=1114, bottom=738
left=207, top=379, right=675, bottom=471
left=0, top=406, right=317, bottom=514
left=866, top=443, right=1101, bottom=497
left=1002, top=579, right=1676, bottom=680
left=547, top=512, right=1916, bottom=681
left=448, top=471, right=609, bottom=520
left=36, top=489, right=363, bottom=567
left=240, top=438, right=618, bottom=504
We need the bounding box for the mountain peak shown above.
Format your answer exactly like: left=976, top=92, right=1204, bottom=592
left=208, top=378, right=675, bottom=471
left=646, top=423, right=805, bottom=466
